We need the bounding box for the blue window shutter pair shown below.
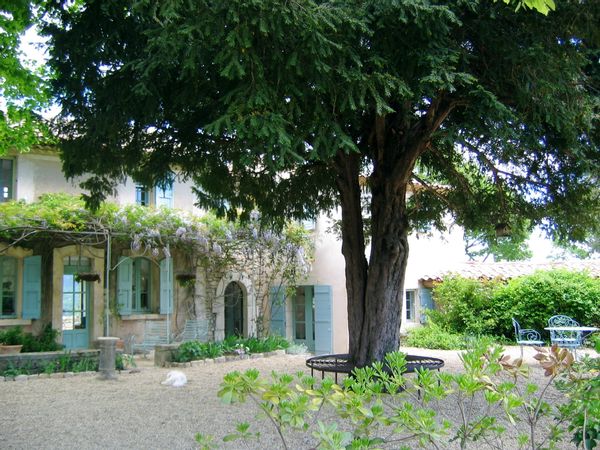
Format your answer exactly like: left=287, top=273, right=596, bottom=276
left=159, top=258, right=173, bottom=314
left=117, top=256, right=173, bottom=315
left=22, top=255, right=41, bottom=319
left=269, top=284, right=333, bottom=355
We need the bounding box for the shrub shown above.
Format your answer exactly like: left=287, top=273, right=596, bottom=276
left=0, top=324, right=63, bottom=352
left=21, top=324, right=63, bottom=352
left=198, top=341, right=575, bottom=450
left=0, top=326, right=25, bottom=345
left=175, top=336, right=291, bottom=362
left=496, top=269, right=600, bottom=337
left=404, top=321, right=469, bottom=350
left=428, top=270, right=600, bottom=340
left=428, top=276, right=502, bottom=336
left=556, top=338, right=600, bottom=448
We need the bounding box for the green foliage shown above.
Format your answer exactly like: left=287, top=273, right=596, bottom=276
left=404, top=321, right=469, bottom=350
left=71, top=357, right=97, bottom=373
left=463, top=222, right=534, bottom=262
left=497, top=0, right=556, bottom=15
left=0, top=325, right=25, bottom=345
left=497, top=270, right=600, bottom=336
left=1, top=364, right=30, bottom=378
left=203, top=341, right=575, bottom=449
left=174, top=336, right=290, bottom=363
left=0, top=324, right=62, bottom=351
left=115, top=353, right=136, bottom=370
left=428, top=276, right=503, bottom=336
left=556, top=339, right=600, bottom=448
left=42, top=0, right=600, bottom=242
left=430, top=270, right=600, bottom=339
left=0, top=1, right=54, bottom=152
left=42, top=0, right=599, bottom=362
left=21, top=323, right=63, bottom=352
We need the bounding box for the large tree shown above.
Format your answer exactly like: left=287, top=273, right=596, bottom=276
left=43, top=0, right=598, bottom=366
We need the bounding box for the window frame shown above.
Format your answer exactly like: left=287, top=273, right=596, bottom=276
left=0, top=256, right=17, bottom=318
left=405, top=289, right=416, bottom=322
left=135, top=185, right=150, bottom=206
left=0, top=158, right=14, bottom=203
left=155, top=175, right=174, bottom=208
left=132, top=257, right=152, bottom=312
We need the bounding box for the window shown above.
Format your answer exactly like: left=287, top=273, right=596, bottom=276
left=0, top=257, right=17, bottom=317
left=0, top=159, right=14, bottom=202
left=135, top=185, right=150, bottom=206
left=117, top=256, right=172, bottom=316
left=132, top=258, right=151, bottom=311
left=405, top=290, right=416, bottom=321
left=155, top=178, right=174, bottom=208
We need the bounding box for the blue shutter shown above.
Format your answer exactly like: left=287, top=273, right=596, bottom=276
left=22, top=255, right=42, bottom=319
left=117, top=257, right=133, bottom=315
left=314, top=285, right=333, bottom=355
left=159, top=258, right=173, bottom=314
left=419, top=287, right=434, bottom=324
left=269, top=287, right=286, bottom=337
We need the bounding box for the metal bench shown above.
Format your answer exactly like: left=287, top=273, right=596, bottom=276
left=305, top=353, right=444, bottom=383
left=132, top=320, right=169, bottom=356
left=175, top=319, right=208, bottom=343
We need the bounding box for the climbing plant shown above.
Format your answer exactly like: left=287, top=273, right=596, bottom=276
left=0, top=193, right=313, bottom=336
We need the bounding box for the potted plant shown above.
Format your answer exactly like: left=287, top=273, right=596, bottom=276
left=0, top=326, right=25, bottom=354
left=74, top=272, right=101, bottom=283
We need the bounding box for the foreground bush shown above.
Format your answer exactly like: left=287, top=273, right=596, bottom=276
left=197, top=340, right=599, bottom=450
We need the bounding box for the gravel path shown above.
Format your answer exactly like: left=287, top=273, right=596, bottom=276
left=0, top=346, right=594, bottom=450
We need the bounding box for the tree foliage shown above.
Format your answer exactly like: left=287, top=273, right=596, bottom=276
left=42, top=0, right=599, bottom=364
left=0, top=0, right=53, bottom=152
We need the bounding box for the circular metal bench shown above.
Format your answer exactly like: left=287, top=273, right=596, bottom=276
left=305, top=353, right=444, bottom=383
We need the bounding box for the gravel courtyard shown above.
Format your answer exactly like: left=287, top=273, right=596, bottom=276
left=1, top=346, right=594, bottom=450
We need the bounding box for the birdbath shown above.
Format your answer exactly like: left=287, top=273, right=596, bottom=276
left=97, top=337, right=119, bottom=380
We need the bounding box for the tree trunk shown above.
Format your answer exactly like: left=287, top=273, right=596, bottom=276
left=359, top=175, right=410, bottom=366
left=334, top=151, right=369, bottom=362
left=335, top=150, right=411, bottom=367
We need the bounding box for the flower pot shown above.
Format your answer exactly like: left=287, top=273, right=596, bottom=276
left=0, top=344, right=23, bottom=354
left=75, top=272, right=101, bottom=282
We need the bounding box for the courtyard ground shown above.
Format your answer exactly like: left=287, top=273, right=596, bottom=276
left=0, top=345, right=596, bottom=449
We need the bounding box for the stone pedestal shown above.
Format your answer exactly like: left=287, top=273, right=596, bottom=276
left=155, top=344, right=179, bottom=367
left=97, top=337, right=119, bottom=380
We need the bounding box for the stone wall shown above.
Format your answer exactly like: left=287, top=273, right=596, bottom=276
left=0, top=349, right=100, bottom=373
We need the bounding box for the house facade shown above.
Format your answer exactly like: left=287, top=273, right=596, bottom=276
left=1, top=148, right=471, bottom=353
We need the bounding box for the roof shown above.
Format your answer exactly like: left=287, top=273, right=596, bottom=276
left=420, top=259, right=600, bottom=282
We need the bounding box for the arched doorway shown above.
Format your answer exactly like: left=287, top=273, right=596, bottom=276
left=224, top=281, right=244, bottom=337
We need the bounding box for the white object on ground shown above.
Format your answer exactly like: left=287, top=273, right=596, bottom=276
left=161, top=370, right=187, bottom=387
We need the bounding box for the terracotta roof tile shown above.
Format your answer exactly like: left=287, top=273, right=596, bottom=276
left=419, top=259, right=600, bottom=282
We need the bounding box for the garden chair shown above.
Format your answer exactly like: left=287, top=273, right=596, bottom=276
left=547, top=315, right=583, bottom=357
left=512, top=318, right=544, bottom=358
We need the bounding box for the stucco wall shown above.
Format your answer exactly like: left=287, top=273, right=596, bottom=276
left=15, top=154, right=87, bottom=202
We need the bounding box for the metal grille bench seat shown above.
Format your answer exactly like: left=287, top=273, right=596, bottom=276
left=175, top=319, right=208, bottom=343
left=305, top=353, right=444, bottom=383
left=132, top=320, right=169, bottom=356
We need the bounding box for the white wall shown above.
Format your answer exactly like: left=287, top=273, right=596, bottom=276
left=302, top=209, right=349, bottom=353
